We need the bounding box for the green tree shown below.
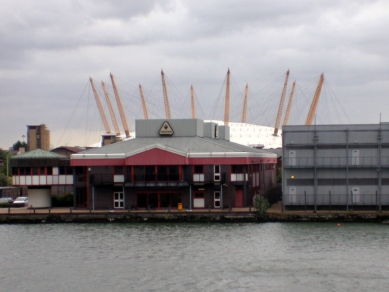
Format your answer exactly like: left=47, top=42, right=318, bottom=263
left=13, top=140, right=27, bottom=151
left=0, top=173, right=11, bottom=186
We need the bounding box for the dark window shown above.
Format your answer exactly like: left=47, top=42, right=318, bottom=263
left=114, top=166, right=123, bottom=174
left=134, top=166, right=144, bottom=181
left=158, top=166, right=168, bottom=181
left=12, top=168, right=18, bottom=175
left=40, top=167, right=45, bottom=175
left=194, top=192, right=204, bottom=198
left=169, top=166, right=179, bottom=181
left=47, top=167, right=53, bottom=175
left=286, top=179, right=314, bottom=186
left=232, top=165, right=244, bottom=173
left=59, top=167, right=72, bottom=175
left=194, top=165, right=203, bottom=173
left=145, top=166, right=155, bottom=181
left=32, top=167, right=39, bottom=175
left=126, top=166, right=132, bottom=182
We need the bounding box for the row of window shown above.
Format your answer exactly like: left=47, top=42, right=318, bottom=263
left=12, top=166, right=73, bottom=175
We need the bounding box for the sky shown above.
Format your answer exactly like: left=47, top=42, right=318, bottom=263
left=1, top=0, right=388, bottom=149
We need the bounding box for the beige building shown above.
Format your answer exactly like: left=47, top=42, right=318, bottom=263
left=27, top=124, right=50, bottom=151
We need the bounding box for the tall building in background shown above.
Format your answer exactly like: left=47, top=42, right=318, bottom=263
left=27, top=124, right=50, bottom=151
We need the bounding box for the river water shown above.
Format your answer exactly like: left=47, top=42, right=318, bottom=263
left=1, top=222, right=388, bottom=292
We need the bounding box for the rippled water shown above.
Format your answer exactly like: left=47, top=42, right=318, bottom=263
left=1, top=223, right=389, bottom=292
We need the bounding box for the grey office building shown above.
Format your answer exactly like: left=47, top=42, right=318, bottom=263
left=282, top=123, right=389, bottom=211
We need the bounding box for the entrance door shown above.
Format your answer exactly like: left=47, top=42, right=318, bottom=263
left=351, top=187, right=360, bottom=204
left=193, top=192, right=205, bottom=208
left=76, top=187, right=87, bottom=208
left=235, top=189, right=243, bottom=207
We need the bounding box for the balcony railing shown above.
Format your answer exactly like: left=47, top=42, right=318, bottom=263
left=284, top=156, right=389, bottom=168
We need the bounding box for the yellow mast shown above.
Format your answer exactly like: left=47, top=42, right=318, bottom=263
left=110, top=73, right=130, bottom=138
left=139, top=84, right=149, bottom=119
left=101, top=81, right=120, bottom=136
left=191, top=85, right=196, bottom=119
left=161, top=69, right=172, bottom=119
left=89, top=77, right=111, bottom=134
left=241, top=84, right=249, bottom=123
left=305, top=73, right=325, bottom=125
left=283, top=81, right=296, bottom=126
left=273, top=70, right=290, bottom=135
left=224, top=69, right=230, bottom=126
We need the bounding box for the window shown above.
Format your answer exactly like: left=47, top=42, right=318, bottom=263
left=40, top=167, right=45, bottom=175
left=214, top=165, right=221, bottom=181
left=114, top=166, right=123, bottom=174
left=136, top=192, right=182, bottom=208
left=214, top=191, right=221, bottom=208
left=47, top=167, right=53, bottom=175
left=145, top=166, right=155, bottom=181
left=193, top=165, right=204, bottom=182
left=113, top=192, right=124, bottom=209
left=59, top=167, right=72, bottom=175
left=231, top=165, right=244, bottom=173
left=134, top=166, right=180, bottom=182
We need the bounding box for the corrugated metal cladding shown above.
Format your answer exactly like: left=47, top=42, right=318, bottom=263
left=282, top=123, right=389, bottom=210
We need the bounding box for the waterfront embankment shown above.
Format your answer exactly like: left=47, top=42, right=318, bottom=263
left=1, top=202, right=389, bottom=223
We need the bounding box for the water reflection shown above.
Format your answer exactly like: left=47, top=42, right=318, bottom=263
left=1, top=223, right=388, bottom=292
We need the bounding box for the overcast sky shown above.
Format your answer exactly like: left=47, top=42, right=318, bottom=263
left=1, top=0, right=388, bottom=149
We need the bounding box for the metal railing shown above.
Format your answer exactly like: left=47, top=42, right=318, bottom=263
left=285, top=156, right=389, bottom=168
left=285, top=192, right=389, bottom=210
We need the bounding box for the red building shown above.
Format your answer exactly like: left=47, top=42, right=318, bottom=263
left=71, top=119, right=277, bottom=210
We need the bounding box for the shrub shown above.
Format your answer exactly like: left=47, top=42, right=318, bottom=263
left=0, top=202, right=11, bottom=208
left=255, top=195, right=270, bottom=216
left=52, top=193, right=74, bottom=207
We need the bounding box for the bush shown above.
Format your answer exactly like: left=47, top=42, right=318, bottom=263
left=255, top=195, right=270, bottom=215
left=52, top=193, right=74, bottom=207
left=0, top=202, right=11, bottom=208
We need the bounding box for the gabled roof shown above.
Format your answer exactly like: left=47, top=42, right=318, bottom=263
left=51, top=146, right=84, bottom=153
left=11, top=148, right=66, bottom=159
left=72, top=136, right=276, bottom=159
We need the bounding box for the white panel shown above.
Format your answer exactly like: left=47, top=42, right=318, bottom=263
left=53, top=167, right=59, bottom=175
left=256, top=173, right=259, bottom=187
left=53, top=176, right=59, bottom=185
left=352, top=150, right=360, bottom=165
left=193, top=198, right=205, bottom=208
left=352, top=186, right=360, bottom=204
left=20, top=176, right=26, bottom=185
left=26, top=176, right=32, bottom=185
left=59, top=175, right=66, bottom=184
left=39, top=176, right=47, bottom=185
left=289, top=150, right=297, bottom=166
left=245, top=174, right=248, bottom=181
left=66, top=175, right=73, bottom=184
left=32, top=176, right=40, bottom=185
left=47, top=176, right=53, bottom=184
left=237, top=174, right=244, bottom=181
left=231, top=174, right=237, bottom=181
left=289, top=187, right=297, bottom=204
left=114, top=175, right=124, bottom=183
left=28, top=188, right=51, bottom=208
left=12, top=177, right=16, bottom=185
left=193, top=174, right=204, bottom=182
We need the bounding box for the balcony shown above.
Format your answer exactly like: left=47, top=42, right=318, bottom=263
left=284, top=156, right=389, bottom=168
